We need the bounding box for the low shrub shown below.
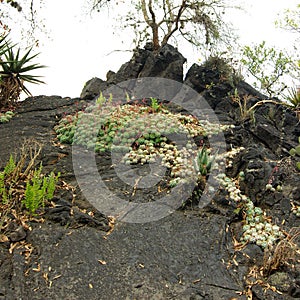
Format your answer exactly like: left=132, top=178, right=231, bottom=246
left=0, top=139, right=60, bottom=215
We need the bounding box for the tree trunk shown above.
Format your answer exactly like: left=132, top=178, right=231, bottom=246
left=152, top=24, right=160, bottom=51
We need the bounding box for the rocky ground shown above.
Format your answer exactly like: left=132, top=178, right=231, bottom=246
left=0, top=44, right=300, bottom=299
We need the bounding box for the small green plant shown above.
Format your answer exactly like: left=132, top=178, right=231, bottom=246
left=96, top=92, right=113, bottom=106
left=0, top=140, right=60, bottom=215
left=194, top=147, right=215, bottom=176
left=202, top=55, right=240, bottom=87
left=285, top=87, right=300, bottom=111
left=55, top=113, right=79, bottom=144
left=289, top=136, right=300, bottom=171
left=150, top=97, right=162, bottom=112
left=0, top=110, right=14, bottom=123
left=23, top=164, right=60, bottom=215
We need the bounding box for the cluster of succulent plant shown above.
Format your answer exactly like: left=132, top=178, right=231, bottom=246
left=216, top=172, right=284, bottom=249
left=265, top=183, right=283, bottom=192
left=55, top=98, right=206, bottom=152
left=122, top=140, right=198, bottom=184
left=224, top=146, right=245, bottom=168
left=289, top=136, right=300, bottom=171
left=0, top=111, right=14, bottom=123
left=54, top=112, right=79, bottom=144
left=241, top=201, right=284, bottom=248
left=199, top=120, right=235, bottom=137
left=291, top=202, right=300, bottom=217
left=55, top=96, right=234, bottom=189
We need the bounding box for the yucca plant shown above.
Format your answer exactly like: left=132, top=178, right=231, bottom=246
left=285, top=86, right=300, bottom=114
left=0, top=35, right=9, bottom=57
left=0, top=44, right=45, bottom=108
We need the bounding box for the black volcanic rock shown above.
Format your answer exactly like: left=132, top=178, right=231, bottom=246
left=0, top=46, right=299, bottom=300
left=80, top=43, right=186, bottom=100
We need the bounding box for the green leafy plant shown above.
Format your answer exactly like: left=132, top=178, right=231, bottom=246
left=96, top=92, right=113, bottom=106
left=150, top=97, right=162, bottom=112
left=23, top=164, right=60, bottom=215
left=0, top=35, right=10, bottom=57
left=240, top=41, right=299, bottom=98
left=0, top=140, right=60, bottom=215
left=276, top=3, right=300, bottom=34
left=203, top=55, right=241, bottom=87
left=0, top=41, right=45, bottom=108
left=289, top=136, right=300, bottom=171
left=0, top=110, right=14, bottom=123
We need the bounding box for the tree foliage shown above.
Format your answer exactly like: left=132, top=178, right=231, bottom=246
left=277, top=3, right=300, bottom=35
left=89, top=0, right=235, bottom=51
left=240, top=41, right=299, bottom=98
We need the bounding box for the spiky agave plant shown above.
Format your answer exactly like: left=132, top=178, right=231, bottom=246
left=194, top=147, right=215, bottom=177
left=0, top=35, right=9, bottom=57
left=286, top=87, right=300, bottom=109
left=0, top=43, right=45, bottom=108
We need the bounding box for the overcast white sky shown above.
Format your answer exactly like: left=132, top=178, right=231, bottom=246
left=9, top=0, right=299, bottom=99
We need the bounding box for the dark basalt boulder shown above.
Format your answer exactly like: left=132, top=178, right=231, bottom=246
left=80, top=77, right=110, bottom=100
left=80, top=43, right=186, bottom=100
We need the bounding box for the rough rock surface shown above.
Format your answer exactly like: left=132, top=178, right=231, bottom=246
left=80, top=43, right=186, bottom=100
left=0, top=45, right=300, bottom=300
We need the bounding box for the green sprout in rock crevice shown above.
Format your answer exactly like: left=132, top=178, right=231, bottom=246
left=0, top=110, right=14, bottom=123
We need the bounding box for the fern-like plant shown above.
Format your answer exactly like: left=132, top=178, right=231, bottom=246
left=23, top=164, right=60, bottom=215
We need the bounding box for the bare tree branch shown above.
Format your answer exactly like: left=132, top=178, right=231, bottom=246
left=88, top=0, right=236, bottom=52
